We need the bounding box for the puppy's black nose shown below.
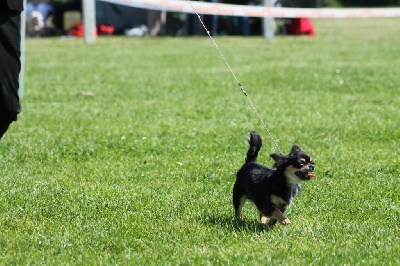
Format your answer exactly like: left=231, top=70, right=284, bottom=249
left=308, top=165, right=314, bottom=171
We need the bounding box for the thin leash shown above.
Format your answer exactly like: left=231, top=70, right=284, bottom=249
left=187, top=0, right=283, bottom=154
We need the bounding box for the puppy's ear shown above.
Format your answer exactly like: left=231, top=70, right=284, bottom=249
left=290, top=145, right=301, bottom=154
left=270, top=153, right=284, bottom=168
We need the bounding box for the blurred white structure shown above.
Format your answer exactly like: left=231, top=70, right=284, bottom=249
left=83, top=0, right=96, bottom=43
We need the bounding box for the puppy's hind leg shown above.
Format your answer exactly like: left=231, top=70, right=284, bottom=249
left=233, top=196, right=246, bottom=219
left=232, top=181, right=247, bottom=219
left=233, top=183, right=247, bottom=219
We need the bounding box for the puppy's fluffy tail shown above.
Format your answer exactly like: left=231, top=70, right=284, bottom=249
left=246, top=131, right=262, bottom=163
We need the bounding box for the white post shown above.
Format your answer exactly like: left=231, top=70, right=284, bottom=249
left=263, top=0, right=275, bottom=39
left=19, top=0, right=27, bottom=98
left=83, top=0, right=96, bottom=44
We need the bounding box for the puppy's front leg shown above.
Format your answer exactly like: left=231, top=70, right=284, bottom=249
left=272, top=207, right=291, bottom=225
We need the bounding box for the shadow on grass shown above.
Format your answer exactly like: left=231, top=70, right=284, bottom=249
left=201, top=214, right=270, bottom=233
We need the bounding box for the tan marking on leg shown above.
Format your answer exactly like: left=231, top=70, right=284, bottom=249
left=260, top=213, right=268, bottom=224
left=272, top=207, right=291, bottom=225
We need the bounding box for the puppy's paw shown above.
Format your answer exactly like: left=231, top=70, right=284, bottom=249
left=260, top=215, right=268, bottom=224
left=280, top=218, right=291, bottom=225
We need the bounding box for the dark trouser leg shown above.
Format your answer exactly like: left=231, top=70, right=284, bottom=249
left=0, top=8, right=22, bottom=139
left=0, top=117, right=13, bottom=138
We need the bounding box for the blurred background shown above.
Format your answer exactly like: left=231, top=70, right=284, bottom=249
left=25, top=0, right=400, bottom=38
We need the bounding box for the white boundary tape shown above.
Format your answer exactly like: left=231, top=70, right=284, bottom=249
left=98, top=0, right=400, bottom=18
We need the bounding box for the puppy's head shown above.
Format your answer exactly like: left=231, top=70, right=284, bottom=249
left=270, top=145, right=315, bottom=184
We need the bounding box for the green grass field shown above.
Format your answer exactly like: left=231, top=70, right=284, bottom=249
left=1, top=18, right=399, bottom=264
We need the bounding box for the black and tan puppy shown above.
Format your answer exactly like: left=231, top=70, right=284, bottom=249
left=233, top=131, right=315, bottom=226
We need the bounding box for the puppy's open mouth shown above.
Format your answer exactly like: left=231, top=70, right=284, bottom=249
left=295, top=171, right=316, bottom=180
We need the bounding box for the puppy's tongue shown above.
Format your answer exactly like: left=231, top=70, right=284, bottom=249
left=307, top=173, right=316, bottom=178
